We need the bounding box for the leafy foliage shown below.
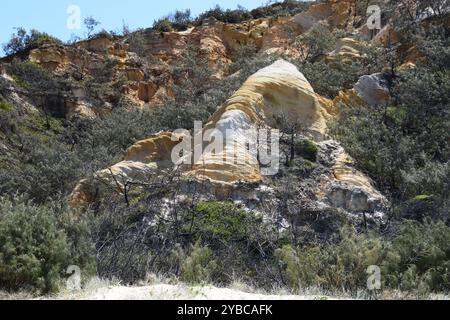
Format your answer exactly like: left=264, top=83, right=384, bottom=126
left=295, top=139, right=318, bottom=163
left=294, top=24, right=336, bottom=63
left=188, top=202, right=262, bottom=242
left=84, top=17, right=101, bottom=38
left=0, top=96, right=13, bottom=112
left=153, top=9, right=193, bottom=32
left=179, top=243, right=219, bottom=284
left=332, top=67, right=450, bottom=201
left=0, top=196, right=95, bottom=293
left=0, top=0, right=449, bottom=297
left=195, top=5, right=252, bottom=25
left=2, top=28, right=61, bottom=56
left=153, top=19, right=174, bottom=33
left=277, top=220, right=450, bottom=295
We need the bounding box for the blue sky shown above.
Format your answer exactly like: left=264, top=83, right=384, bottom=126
left=0, top=0, right=267, bottom=54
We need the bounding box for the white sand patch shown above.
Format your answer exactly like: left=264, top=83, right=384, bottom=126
left=48, top=281, right=334, bottom=300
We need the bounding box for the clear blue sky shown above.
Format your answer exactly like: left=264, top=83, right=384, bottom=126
left=0, top=0, right=267, bottom=54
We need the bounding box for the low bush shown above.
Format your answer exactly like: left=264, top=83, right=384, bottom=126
left=153, top=9, right=192, bottom=32
left=196, top=5, right=252, bottom=25
left=153, top=19, right=173, bottom=32
left=179, top=243, right=219, bottom=284
left=383, top=220, right=450, bottom=294
left=276, top=220, right=450, bottom=295
left=0, top=196, right=95, bottom=294
left=0, top=97, right=13, bottom=112
left=250, top=1, right=312, bottom=19
left=0, top=130, right=84, bottom=203
left=295, top=139, right=318, bottom=162
left=93, top=195, right=284, bottom=288
left=296, top=61, right=363, bottom=99
left=187, top=202, right=263, bottom=242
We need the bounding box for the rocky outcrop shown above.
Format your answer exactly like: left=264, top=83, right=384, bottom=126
left=70, top=60, right=329, bottom=205
left=29, top=43, right=69, bottom=71
left=69, top=131, right=185, bottom=206
left=330, top=146, right=384, bottom=212
left=78, top=36, right=114, bottom=54
left=294, top=0, right=355, bottom=31
left=1, top=0, right=374, bottom=115
left=70, top=60, right=386, bottom=218
left=354, top=73, right=390, bottom=106
left=326, top=37, right=363, bottom=65
left=334, top=73, right=390, bottom=108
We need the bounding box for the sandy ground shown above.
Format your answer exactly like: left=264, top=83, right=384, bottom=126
left=84, top=285, right=334, bottom=300
left=3, top=283, right=448, bottom=300
left=5, top=278, right=447, bottom=300
left=46, top=281, right=334, bottom=300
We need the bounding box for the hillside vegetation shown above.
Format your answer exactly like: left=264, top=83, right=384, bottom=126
left=0, top=0, right=449, bottom=298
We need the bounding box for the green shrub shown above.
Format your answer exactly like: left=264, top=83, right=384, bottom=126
left=196, top=5, right=252, bottom=25
left=152, top=9, right=192, bottom=32
left=383, top=220, right=450, bottom=294
left=7, top=61, right=64, bottom=97
left=297, top=61, right=363, bottom=99
left=171, top=9, right=192, bottom=31
left=0, top=196, right=95, bottom=293
left=275, top=245, right=324, bottom=290
left=153, top=19, right=173, bottom=32
left=188, top=202, right=261, bottom=242
left=250, top=1, right=312, bottom=18
left=0, top=97, right=13, bottom=112
left=294, top=24, right=336, bottom=63
left=0, top=131, right=85, bottom=203
left=11, top=75, right=28, bottom=88
left=276, top=220, right=450, bottom=294
left=276, top=227, right=383, bottom=292
left=180, top=243, right=218, bottom=284
left=295, top=139, right=318, bottom=162
left=84, top=17, right=101, bottom=38
left=126, top=30, right=146, bottom=57
left=3, top=28, right=61, bottom=56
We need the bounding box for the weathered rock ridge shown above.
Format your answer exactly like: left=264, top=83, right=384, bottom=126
left=70, top=60, right=386, bottom=218
left=0, top=0, right=368, bottom=118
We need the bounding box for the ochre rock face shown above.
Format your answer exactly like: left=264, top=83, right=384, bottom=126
left=220, top=59, right=329, bottom=140
left=18, top=1, right=369, bottom=116
left=29, top=44, right=69, bottom=71
left=189, top=59, right=331, bottom=185
left=293, top=0, right=354, bottom=31
left=326, top=38, right=363, bottom=65
left=69, top=132, right=184, bottom=207
left=333, top=152, right=382, bottom=199
left=260, top=16, right=300, bottom=52
left=68, top=60, right=385, bottom=212
left=125, top=132, right=182, bottom=164
left=334, top=73, right=390, bottom=109
left=78, top=36, right=114, bottom=53
left=330, top=149, right=384, bottom=213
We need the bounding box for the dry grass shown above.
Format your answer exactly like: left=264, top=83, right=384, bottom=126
left=2, top=275, right=448, bottom=300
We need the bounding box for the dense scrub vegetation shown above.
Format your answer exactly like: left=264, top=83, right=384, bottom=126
left=0, top=196, right=94, bottom=293
left=152, top=1, right=313, bottom=32
left=330, top=7, right=450, bottom=219
left=0, top=0, right=449, bottom=297
left=277, top=220, right=450, bottom=295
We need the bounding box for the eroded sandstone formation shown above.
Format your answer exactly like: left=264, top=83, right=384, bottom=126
left=0, top=0, right=371, bottom=117
left=70, top=60, right=386, bottom=218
